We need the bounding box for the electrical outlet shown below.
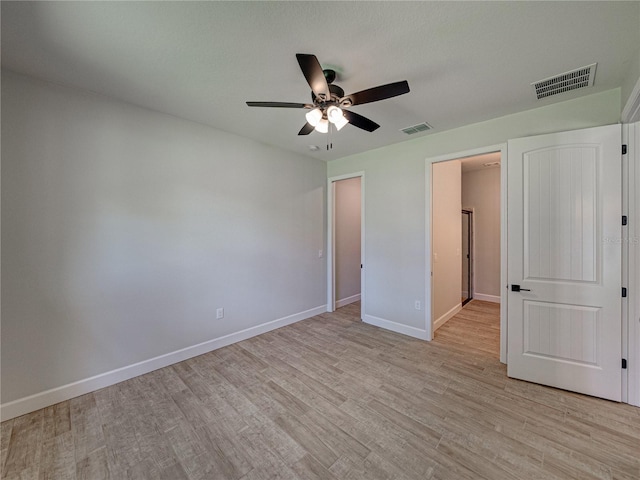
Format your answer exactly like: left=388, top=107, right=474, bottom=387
left=415, top=300, right=421, bottom=310
left=318, top=249, right=323, bottom=258
left=216, top=308, right=224, bottom=319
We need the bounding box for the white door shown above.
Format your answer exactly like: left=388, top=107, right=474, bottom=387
left=507, top=124, right=622, bottom=401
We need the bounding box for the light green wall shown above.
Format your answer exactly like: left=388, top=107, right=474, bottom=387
left=328, top=88, right=621, bottom=335
left=620, top=0, right=639, bottom=113
left=622, top=47, right=640, bottom=115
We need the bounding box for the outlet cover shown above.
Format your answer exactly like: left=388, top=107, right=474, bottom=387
left=216, top=308, right=224, bottom=319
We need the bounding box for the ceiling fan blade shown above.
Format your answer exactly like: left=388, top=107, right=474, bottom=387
left=246, top=101, right=311, bottom=108
left=342, top=80, right=410, bottom=106
left=343, top=110, right=380, bottom=132
left=296, top=54, right=330, bottom=100
left=298, top=122, right=315, bottom=135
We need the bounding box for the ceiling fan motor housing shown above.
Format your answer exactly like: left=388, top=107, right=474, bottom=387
left=312, top=83, right=344, bottom=104
left=323, top=68, right=337, bottom=84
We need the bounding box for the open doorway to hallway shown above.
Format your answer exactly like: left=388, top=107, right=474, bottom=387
left=431, top=152, right=501, bottom=352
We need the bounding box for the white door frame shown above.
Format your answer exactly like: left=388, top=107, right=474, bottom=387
left=327, top=172, right=365, bottom=314
left=627, top=122, right=639, bottom=407
left=426, top=144, right=508, bottom=362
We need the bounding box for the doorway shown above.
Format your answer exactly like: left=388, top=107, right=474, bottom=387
left=461, top=209, right=473, bottom=306
left=327, top=173, right=364, bottom=316
left=427, top=145, right=507, bottom=362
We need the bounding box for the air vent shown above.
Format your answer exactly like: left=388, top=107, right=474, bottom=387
left=401, top=122, right=432, bottom=135
left=532, top=63, right=597, bottom=99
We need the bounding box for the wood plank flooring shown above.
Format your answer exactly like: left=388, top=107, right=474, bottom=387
left=2, top=300, right=639, bottom=479
left=434, top=300, right=500, bottom=358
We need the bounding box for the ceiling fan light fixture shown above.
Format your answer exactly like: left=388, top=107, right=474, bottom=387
left=315, top=118, right=329, bottom=133
left=326, top=105, right=342, bottom=123
left=305, top=108, right=323, bottom=126
left=333, top=114, right=348, bottom=131
left=327, top=105, right=348, bottom=130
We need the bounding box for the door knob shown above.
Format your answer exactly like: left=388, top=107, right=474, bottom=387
left=511, top=284, right=531, bottom=292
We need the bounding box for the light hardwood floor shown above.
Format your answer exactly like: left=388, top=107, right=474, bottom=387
left=1, top=300, right=639, bottom=479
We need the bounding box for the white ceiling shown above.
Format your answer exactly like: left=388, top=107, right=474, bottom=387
left=2, top=1, right=639, bottom=161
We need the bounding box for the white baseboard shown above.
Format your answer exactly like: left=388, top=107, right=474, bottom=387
left=473, top=293, right=501, bottom=303
left=0, top=305, right=327, bottom=421
left=434, top=303, right=462, bottom=331
left=336, top=293, right=361, bottom=308
left=363, top=314, right=429, bottom=340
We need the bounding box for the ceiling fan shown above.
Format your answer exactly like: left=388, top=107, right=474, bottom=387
left=247, top=54, right=410, bottom=135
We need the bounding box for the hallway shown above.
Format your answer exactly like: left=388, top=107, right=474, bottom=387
left=433, top=300, right=500, bottom=359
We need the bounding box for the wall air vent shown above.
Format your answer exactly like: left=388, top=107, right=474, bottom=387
left=532, top=63, right=597, bottom=100
left=401, top=122, right=432, bottom=135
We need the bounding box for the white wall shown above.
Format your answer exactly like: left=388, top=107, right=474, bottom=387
left=432, top=160, right=461, bottom=324
left=335, top=177, right=361, bottom=306
left=327, top=88, right=622, bottom=339
left=462, top=166, right=501, bottom=300
left=1, top=71, right=327, bottom=413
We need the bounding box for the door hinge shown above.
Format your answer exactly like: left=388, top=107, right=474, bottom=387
left=622, top=287, right=627, bottom=298
left=622, top=359, right=627, bottom=369
left=360, top=264, right=363, bottom=269
left=622, top=215, right=628, bottom=226
left=622, top=144, right=627, bottom=155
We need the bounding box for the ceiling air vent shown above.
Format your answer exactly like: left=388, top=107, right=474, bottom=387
left=532, top=63, right=597, bottom=100
left=401, top=122, right=432, bottom=135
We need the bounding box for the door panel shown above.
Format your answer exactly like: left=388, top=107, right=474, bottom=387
left=523, top=301, right=599, bottom=365
left=507, top=124, right=621, bottom=401
left=525, top=147, right=598, bottom=282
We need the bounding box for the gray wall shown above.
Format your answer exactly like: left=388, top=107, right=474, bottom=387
left=462, top=166, right=501, bottom=299
left=1, top=71, right=327, bottom=404
left=432, top=160, right=461, bottom=322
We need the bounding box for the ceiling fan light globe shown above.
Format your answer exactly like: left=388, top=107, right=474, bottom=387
left=333, top=115, right=348, bottom=130
left=305, top=108, right=322, bottom=127
left=315, top=118, right=329, bottom=133
left=327, top=105, right=343, bottom=123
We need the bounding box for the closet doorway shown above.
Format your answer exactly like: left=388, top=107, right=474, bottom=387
left=327, top=172, right=364, bottom=316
